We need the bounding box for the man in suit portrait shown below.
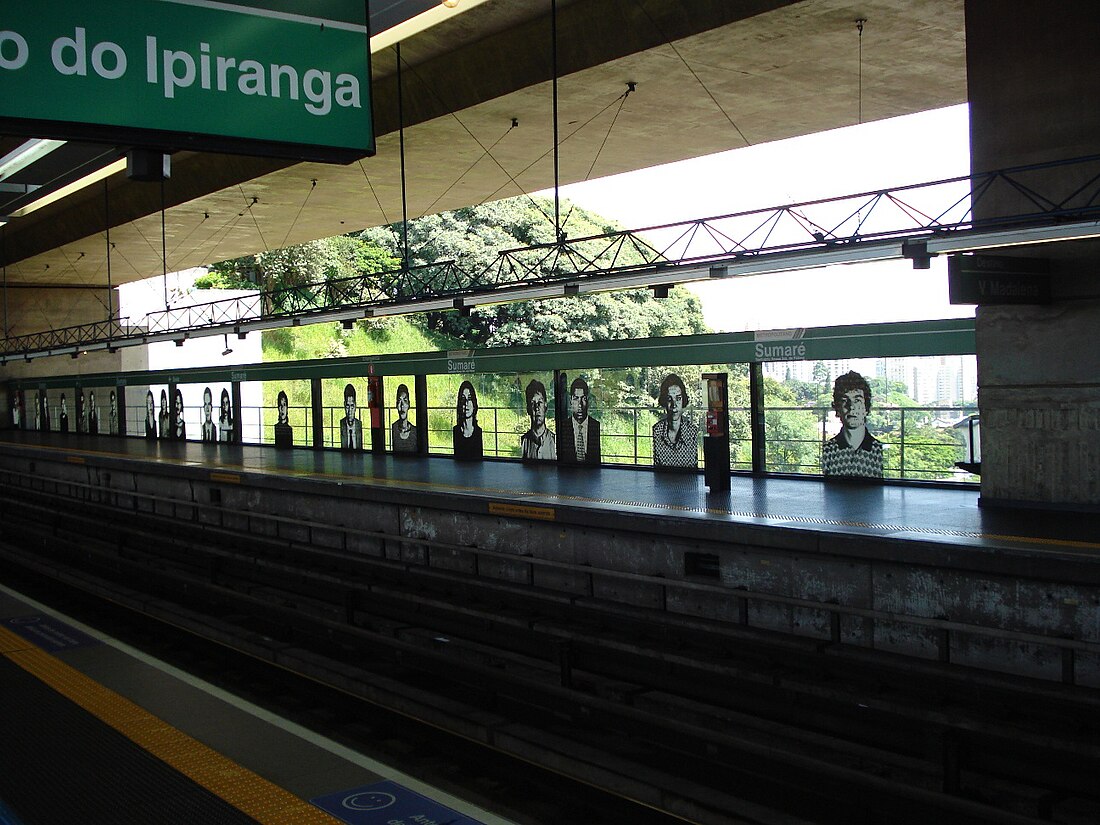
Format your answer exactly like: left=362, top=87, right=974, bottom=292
left=561, top=377, right=601, bottom=464
left=341, top=383, right=363, bottom=451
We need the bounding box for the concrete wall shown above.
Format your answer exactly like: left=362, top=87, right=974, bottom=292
left=965, top=1, right=1100, bottom=507
left=3, top=447, right=1094, bottom=686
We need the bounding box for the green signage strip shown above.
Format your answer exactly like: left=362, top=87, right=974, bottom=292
left=8, top=318, right=976, bottom=392
left=0, top=0, right=373, bottom=162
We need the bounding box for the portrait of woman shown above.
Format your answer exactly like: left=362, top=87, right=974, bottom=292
left=158, top=389, right=170, bottom=438
left=452, top=380, right=483, bottom=460
left=219, top=389, right=235, bottom=443
left=391, top=383, right=417, bottom=454
left=88, top=390, right=99, bottom=436
left=174, top=388, right=186, bottom=440
left=145, top=390, right=157, bottom=439
left=652, top=373, right=698, bottom=468
left=274, top=390, right=293, bottom=449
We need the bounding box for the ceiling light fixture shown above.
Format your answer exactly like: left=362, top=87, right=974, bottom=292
left=6, top=157, right=127, bottom=218
left=0, top=139, right=65, bottom=182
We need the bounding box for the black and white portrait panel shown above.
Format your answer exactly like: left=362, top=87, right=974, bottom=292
left=391, top=383, right=416, bottom=453
left=274, top=390, right=293, bottom=449
left=59, top=392, right=70, bottom=434
left=108, top=390, right=118, bottom=436
left=453, top=380, right=483, bottom=460
left=218, top=389, right=235, bottom=443
left=561, top=376, right=601, bottom=464
left=340, top=382, right=363, bottom=451
left=145, top=390, right=158, bottom=439
left=821, top=370, right=883, bottom=478
left=520, top=379, right=556, bottom=462
left=88, top=390, right=99, bottom=435
left=201, top=387, right=218, bottom=443
left=158, top=389, right=170, bottom=438
left=173, top=388, right=186, bottom=440
left=41, top=393, right=51, bottom=433
left=10, top=390, right=22, bottom=429
left=652, top=373, right=698, bottom=468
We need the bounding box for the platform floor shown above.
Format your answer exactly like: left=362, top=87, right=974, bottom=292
left=2, top=430, right=1098, bottom=558
left=0, top=583, right=514, bottom=825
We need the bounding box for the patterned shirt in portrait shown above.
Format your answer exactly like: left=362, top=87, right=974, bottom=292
left=521, top=428, right=557, bottom=461
left=821, top=430, right=883, bottom=478
left=652, top=416, right=699, bottom=468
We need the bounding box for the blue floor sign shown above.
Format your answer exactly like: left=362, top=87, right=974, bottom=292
left=311, top=780, right=485, bottom=825
left=4, top=615, right=99, bottom=652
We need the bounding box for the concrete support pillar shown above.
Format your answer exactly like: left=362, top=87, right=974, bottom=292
left=965, top=1, right=1100, bottom=508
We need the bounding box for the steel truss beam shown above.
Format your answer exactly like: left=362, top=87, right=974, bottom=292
left=5, top=154, right=1100, bottom=362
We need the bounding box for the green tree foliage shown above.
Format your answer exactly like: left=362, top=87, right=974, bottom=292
left=192, top=269, right=258, bottom=290
left=359, top=195, right=709, bottom=347
left=204, top=234, right=400, bottom=311
left=761, top=377, right=824, bottom=472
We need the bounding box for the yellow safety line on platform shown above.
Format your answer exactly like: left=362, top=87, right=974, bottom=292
left=0, top=625, right=343, bottom=825
left=10, top=440, right=1100, bottom=552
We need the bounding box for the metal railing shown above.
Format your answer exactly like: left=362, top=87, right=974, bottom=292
left=6, top=153, right=1100, bottom=359
left=765, top=404, right=979, bottom=479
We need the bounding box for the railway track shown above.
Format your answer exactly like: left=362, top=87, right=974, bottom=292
left=1, top=481, right=1097, bottom=824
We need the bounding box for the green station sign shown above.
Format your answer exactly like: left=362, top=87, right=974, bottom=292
left=0, top=0, right=373, bottom=162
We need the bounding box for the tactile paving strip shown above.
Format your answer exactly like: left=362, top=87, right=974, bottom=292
left=0, top=625, right=342, bottom=825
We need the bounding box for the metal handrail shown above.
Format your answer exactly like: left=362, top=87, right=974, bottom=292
left=6, top=154, right=1100, bottom=360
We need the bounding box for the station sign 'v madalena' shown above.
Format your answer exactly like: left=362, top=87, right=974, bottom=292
left=0, top=0, right=374, bottom=163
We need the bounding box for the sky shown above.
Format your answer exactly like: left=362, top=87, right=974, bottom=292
left=539, top=104, right=974, bottom=332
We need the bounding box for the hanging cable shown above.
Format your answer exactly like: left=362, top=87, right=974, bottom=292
left=552, top=0, right=562, bottom=242
left=857, top=18, right=866, bottom=125
left=481, top=89, right=636, bottom=207
left=397, top=43, right=410, bottom=272
left=424, top=118, right=518, bottom=216
left=584, top=82, right=635, bottom=182
left=104, top=180, right=113, bottom=321
left=1, top=226, right=7, bottom=341
left=166, top=210, right=210, bottom=263
left=161, top=178, right=169, bottom=310
left=278, top=178, right=318, bottom=250
left=238, top=186, right=267, bottom=251
left=399, top=60, right=554, bottom=227
left=630, top=0, right=750, bottom=146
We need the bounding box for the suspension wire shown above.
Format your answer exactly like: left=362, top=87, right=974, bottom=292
left=631, top=0, right=750, bottom=147
left=397, top=43, right=410, bottom=272
left=239, top=185, right=267, bottom=251
left=166, top=210, right=210, bottom=263
left=278, top=178, right=318, bottom=250
left=481, top=90, right=635, bottom=206
left=399, top=60, right=555, bottom=227
left=857, top=18, right=865, bottom=124
left=584, top=83, right=634, bottom=182
left=161, top=179, right=169, bottom=310
left=560, top=84, right=635, bottom=230
left=552, top=0, right=562, bottom=242
left=1, top=226, right=7, bottom=340
left=424, top=119, right=519, bottom=216
left=104, top=180, right=113, bottom=321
